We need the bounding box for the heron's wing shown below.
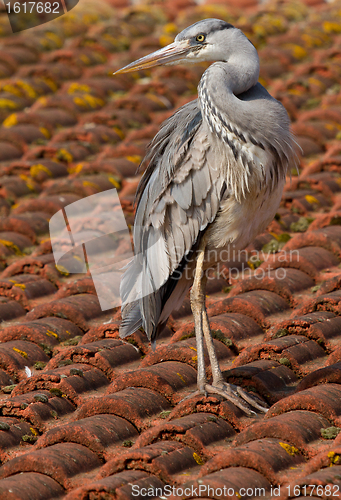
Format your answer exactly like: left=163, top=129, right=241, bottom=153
left=120, top=99, right=226, bottom=340
left=135, top=99, right=203, bottom=208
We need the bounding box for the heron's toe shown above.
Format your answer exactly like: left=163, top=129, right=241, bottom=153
left=179, top=388, right=207, bottom=404
left=235, top=385, right=268, bottom=413
left=204, top=382, right=268, bottom=416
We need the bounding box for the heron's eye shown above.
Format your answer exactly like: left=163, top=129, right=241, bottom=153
left=196, top=34, right=206, bottom=43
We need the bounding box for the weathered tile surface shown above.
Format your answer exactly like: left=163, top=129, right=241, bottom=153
left=0, top=0, right=340, bottom=497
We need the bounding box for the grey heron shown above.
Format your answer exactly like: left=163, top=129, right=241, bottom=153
left=114, top=19, right=297, bottom=415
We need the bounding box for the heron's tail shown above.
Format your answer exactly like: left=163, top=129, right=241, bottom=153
left=119, top=301, right=142, bottom=338
left=119, top=256, right=144, bottom=338
left=119, top=257, right=191, bottom=343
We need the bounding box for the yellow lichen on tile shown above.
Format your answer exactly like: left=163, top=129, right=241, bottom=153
left=279, top=442, right=299, bottom=456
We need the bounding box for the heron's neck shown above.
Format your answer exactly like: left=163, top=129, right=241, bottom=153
left=198, top=49, right=260, bottom=136
left=227, top=60, right=259, bottom=95
left=200, top=51, right=259, bottom=99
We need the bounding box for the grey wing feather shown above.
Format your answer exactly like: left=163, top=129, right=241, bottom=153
left=120, top=99, right=225, bottom=341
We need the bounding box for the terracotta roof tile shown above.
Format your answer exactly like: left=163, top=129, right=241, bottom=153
left=297, top=362, right=341, bottom=391
left=134, top=412, right=236, bottom=458
left=34, top=107, right=78, bottom=127
left=303, top=444, right=341, bottom=475
left=0, top=214, right=48, bottom=243
left=0, top=390, right=76, bottom=432
left=0, top=341, right=49, bottom=381
left=25, top=293, right=106, bottom=328
left=168, top=467, right=272, bottom=500
left=0, top=276, right=56, bottom=309
left=66, top=470, right=165, bottom=500
left=0, top=417, right=38, bottom=461
left=269, top=384, right=341, bottom=426
left=0, top=473, right=65, bottom=500
left=294, top=289, right=341, bottom=317
left=234, top=335, right=326, bottom=376
left=12, top=363, right=110, bottom=403
left=0, top=371, right=13, bottom=387
left=0, top=299, right=26, bottom=322
left=36, top=413, right=139, bottom=460
left=46, top=338, right=141, bottom=378
left=208, top=290, right=291, bottom=328
left=223, top=360, right=298, bottom=405
left=1, top=253, right=63, bottom=286
left=229, top=268, right=315, bottom=307
left=141, top=337, right=233, bottom=375
left=110, top=361, right=198, bottom=404
left=258, top=246, right=339, bottom=279
left=200, top=437, right=305, bottom=485
left=284, top=226, right=341, bottom=258
left=266, top=310, right=341, bottom=342
left=12, top=194, right=81, bottom=215
left=76, top=387, right=172, bottom=431
left=284, top=466, right=341, bottom=496
left=0, top=317, right=83, bottom=349
left=0, top=0, right=340, bottom=494
left=173, top=312, right=263, bottom=348
left=100, top=440, right=201, bottom=485
left=0, top=178, right=41, bottom=199
left=236, top=410, right=330, bottom=453
left=0, top=442, right=102, bottom=488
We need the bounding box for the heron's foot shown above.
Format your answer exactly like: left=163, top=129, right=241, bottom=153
left=179, top=382, right=268, bottom=416
left=205, top=382, right=268, bottom=416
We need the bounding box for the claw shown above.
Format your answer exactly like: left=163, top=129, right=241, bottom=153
left=179, top=383, right=268, bottom=416
left=235, top=385, right=268, bottom=413
left=214, top=381, right=268, bottom=414
left=203, top=384, right=257, bottom=416
left=179, top=387, right=208, bottom=404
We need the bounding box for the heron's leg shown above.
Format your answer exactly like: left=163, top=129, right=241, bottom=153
left=188, top=241, right=268, bottom=415
left=200, top=275, right=224, bottom=385
left=189, top=241, right=207, bottom=393
left=201, top=305, right=268, bottom=414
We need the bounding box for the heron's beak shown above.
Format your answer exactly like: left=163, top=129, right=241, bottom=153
left=113, top=40, right=192, bottom=75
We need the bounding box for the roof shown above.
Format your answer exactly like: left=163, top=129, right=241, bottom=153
left=0, top=0, right=340, bottom=497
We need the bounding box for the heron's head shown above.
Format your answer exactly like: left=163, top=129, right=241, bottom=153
left=114, top=19, right=255, bottom=75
